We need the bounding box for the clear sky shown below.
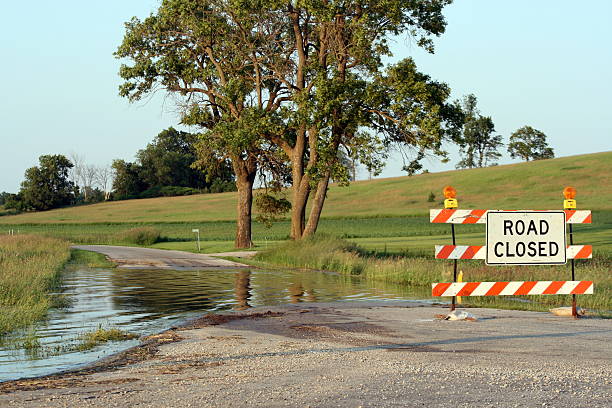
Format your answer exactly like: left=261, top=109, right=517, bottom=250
left=1, top=1, right=610, bottom=192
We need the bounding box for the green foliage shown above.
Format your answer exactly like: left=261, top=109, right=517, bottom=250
left=508, top=126, right=554, bottom=161
left=0, top=192, right=10, bottom=206
left=2, top=192, right=24, bottom=212
left=15, top=155, right=76, bottom=211
left=111, top=159, right=146, bottom=199
left=456, top=94, right=503, bottom=168
left=111, top=128, right=236, bottom=201
left=255, top=193, right=291, bottom=228
left=427, top=192, right=436, bottom=202
left=137, top=127, right=232, bottom=188
left=117, top=227, right=162, bottom=245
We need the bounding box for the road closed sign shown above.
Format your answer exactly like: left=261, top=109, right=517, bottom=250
left=486, top=211, right=566, bottom=265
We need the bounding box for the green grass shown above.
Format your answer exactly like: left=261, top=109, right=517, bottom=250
left=256, top=235, right=612, bottom=315
left=75, top=327, right=137, bottom=351
left=0, top=235, right=72, bottom=337
left=2, top=210, right=608, bottom=257
left=68, top=249, right=115, bottom=268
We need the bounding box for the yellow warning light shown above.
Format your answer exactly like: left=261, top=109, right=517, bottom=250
left=443, top=186, right=458, bottom=209
left=443, top=186, right=457, bottom=199
left=563, top=186, right=576, bottom=209
left=563, top=186, right=576, bottom=199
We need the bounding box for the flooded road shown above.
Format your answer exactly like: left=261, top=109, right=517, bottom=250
left=0, top=266, right=430, bottom=381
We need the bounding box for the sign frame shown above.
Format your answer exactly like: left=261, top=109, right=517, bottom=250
left=485, top=210, right=567, bottom=266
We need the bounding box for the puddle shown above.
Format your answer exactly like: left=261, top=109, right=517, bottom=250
left=0, top=266, right=430, bottom=381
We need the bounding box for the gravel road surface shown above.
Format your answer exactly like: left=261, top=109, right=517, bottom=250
left=72, top=245, right=249, bottom=269
left=1, top=302, right=610, bottom=407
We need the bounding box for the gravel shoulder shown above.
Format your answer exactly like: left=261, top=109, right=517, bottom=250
left=2, top=303, right=611, bottom=407
left=72, top=245, right=249, bottom=269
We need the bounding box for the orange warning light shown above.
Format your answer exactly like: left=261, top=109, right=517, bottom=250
left=563, top=186, right=576, bottom=199
left=443, top=186, right=457, bottom=199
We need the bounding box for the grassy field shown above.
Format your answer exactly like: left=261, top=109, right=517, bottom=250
left=0, top=235, right=72, bottom=337
left=0, top=151, right=610, bottom=225
left=2, top=210, right=608, bottom=257
left=0, top=153, right=609, bottom=315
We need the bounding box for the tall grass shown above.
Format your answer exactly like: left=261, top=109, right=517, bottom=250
left=116, top=226, right=161, bottom=245
left=256, top=235, right=611, bottom=313
left=0, top=235, right=71, bottom=337
left=256, top=234, right=444, bottom=286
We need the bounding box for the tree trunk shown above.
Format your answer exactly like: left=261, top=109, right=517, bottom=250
left=303, top=171, right=331, bottom=237
left=233, top=157, right=256, bottom=249
left=290, top=179, right=309, bottom=239
left=289, top=127, right=310, bottom=240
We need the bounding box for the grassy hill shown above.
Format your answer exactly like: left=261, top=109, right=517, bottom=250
left=1, top=151, right=610, bottom=225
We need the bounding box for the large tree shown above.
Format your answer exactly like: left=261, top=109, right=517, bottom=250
left=260, top=0, right=460, bottom=238
left=507, top=126, right=554, bottom=161
left=116, top=0, right=290, bottom=248
left=18, top=155, right=76, bottom=211
left=117, top=0, right=460, bottom=243
left=456, top=94, right=502, bottom=168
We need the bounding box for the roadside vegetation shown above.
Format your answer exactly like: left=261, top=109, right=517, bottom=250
left=0, top=235, right=71, bottom=337
left=75, top=327, right=137, bottom=351
left=256, top=235, right=611, bottom=315
left=68, top=249, right=115, bottom=269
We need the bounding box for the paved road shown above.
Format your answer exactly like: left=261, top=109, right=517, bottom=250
left=2, top=303, right=610, bottom=407
left=72, top=245, right=249, bottom=269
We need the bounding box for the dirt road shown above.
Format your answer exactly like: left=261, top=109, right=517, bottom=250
left=2, top=303, right=610, bottom=407
left=72, top=245, right=250, bottom=269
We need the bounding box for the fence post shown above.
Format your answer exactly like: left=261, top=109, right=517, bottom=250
left=443, top=186, right=459, bottom=312
left=563, top=186, right=579, bottom=318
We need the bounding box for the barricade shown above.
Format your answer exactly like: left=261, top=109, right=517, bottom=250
left=430, top=186, right=593, bottom=318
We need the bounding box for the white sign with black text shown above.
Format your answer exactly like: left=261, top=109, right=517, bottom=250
left=486, top=211, right=566, bottom=265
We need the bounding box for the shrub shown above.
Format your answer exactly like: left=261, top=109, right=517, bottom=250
left=118, top=227, right=161, bottom=245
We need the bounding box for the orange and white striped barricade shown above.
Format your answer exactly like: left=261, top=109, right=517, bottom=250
left=430, top=186, right=593, bottom=318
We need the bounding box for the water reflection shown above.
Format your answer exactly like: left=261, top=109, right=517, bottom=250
left=0, top=266, right=431, bottom=382
left=234, top=270, right=251, bottom=310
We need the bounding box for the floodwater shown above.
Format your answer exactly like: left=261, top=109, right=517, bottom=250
left=0, top=266, right=430, bottom=382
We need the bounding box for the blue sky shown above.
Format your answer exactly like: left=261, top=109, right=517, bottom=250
left=1, top=1, right=610, bottom=192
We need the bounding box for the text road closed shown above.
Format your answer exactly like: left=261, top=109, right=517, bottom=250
left=486, top=211, right=566, bottom=265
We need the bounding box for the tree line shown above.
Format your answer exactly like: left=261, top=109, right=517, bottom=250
left=2, top=127, right=235, bottom=212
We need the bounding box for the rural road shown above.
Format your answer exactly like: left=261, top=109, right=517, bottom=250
left=2, top=303, right=610, bottom=407
left=72, top=245, right=253, bottom=269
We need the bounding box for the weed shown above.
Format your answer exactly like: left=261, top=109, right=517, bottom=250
left=75, top=327, right=138, bottom=351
